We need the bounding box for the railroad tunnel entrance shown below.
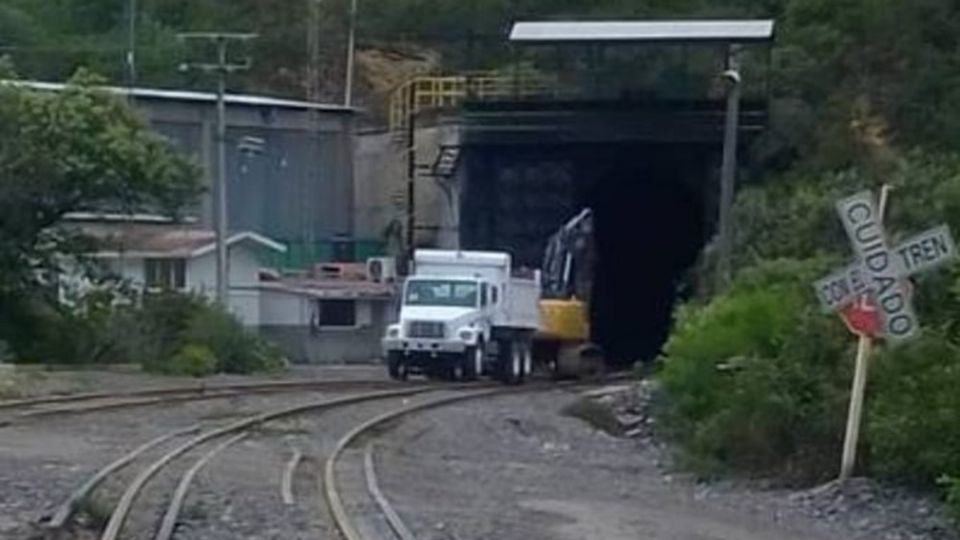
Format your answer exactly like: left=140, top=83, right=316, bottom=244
left=404, top=19, right=773, bottom=366
left=586, top=143, right=709, bottom=365
left=459, top=138, right=718, bottom=366
left=455, top=99, right=765, bottom=365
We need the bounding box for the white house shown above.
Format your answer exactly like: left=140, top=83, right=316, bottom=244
left=60, top=216, right=400, bottom=363
left=67, top=216, right=286, bottom=326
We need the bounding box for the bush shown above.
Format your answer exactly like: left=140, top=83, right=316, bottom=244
left=4, top=288, right=287, bottom=376
left=1, top=291, right=118, bottom=365
left=661, top=253, right=960, bottom=503
left=658, top=258, right=852, bottom=481
left=868, top=331, right=960, bottom=487
left=166, top=344, right=218, bottom=378
left=943, top=476, right=960, bottom=524
left=182, top=305, right=285, bottom=375
left=139, top=291, right=210, bottom=366
left=135, top=292, right=286, bottom=376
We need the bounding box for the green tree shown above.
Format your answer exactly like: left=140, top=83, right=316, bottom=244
left=0, top=67, right=201, bottom=351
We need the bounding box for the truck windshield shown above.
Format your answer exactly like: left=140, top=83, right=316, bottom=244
left=405, top=280, right=479, bottom=307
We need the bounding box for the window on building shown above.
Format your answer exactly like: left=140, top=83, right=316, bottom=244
left=315, top=299, right=357, bottom=327
left=145, top=258, right=186, bottom=290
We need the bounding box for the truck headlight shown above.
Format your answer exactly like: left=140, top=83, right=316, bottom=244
left=387, top=325, right=400, bottom=338
left=458, top=329, right=476, bottom=342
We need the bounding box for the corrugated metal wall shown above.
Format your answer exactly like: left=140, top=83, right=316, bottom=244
left=143, top=100, right=364, bottom=268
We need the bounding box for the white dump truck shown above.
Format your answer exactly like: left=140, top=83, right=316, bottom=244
left=382, top=249, right=540, bottom=383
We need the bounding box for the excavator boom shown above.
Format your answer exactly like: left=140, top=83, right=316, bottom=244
left=535, top=208, right=604, bottom=378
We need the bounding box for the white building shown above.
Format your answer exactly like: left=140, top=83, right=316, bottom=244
left=68, top=216, right=286, bottom=326
left=62, top=216, right=399, bottom=363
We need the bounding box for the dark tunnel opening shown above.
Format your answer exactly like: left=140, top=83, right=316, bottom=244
left=461, top=141, right=714, bottom=367
left=582, top=144, right=709, bottom=365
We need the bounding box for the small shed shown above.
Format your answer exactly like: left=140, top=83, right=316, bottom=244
left=257, top=273, right=397, bottom=364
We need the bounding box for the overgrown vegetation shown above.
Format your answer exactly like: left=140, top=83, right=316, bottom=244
left=140, top=292, right=286, bottom=376
left=0, top=67, right=200, bottom=300
left=868, top=332, right=960, bottom=488
left=0, top=68, right=204, bottom=370
left=944, top=477, right=960, bottom=524
left=0, top=71, right=280, bottom=376
left=660, top=155, right=960, bottom=518
left=6, top=0, right=960, bottom=159
left=659, top=259, right=852, bottom=482
left=13, top=290, right=285, bottom=376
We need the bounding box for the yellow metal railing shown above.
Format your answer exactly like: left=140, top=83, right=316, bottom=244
left=389, top=72, right=559, bottom=133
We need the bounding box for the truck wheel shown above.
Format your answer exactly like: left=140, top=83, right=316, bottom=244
left=387, top=353, right=407, bottom=381
left=521, top=342, right=533, bottom=378
left=450, top=360, right=465, bottom=381
left=502, top=341, right=523, bottom=385
left=463, top=342, right=483, bottom=381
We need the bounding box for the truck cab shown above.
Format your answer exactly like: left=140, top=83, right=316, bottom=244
left=383, top=250, right=539, bottom=383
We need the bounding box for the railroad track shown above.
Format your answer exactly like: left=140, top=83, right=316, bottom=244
left=323, top=379, right=617, bottom=540
left=37, top=377, right=619, bottom=539
left=0, top=378, right=419, bottom=425
left=324, top=387, right=509, bottom=540
left=42, top=382, right=473, bottom=539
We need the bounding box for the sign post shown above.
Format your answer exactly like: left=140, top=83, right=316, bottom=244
left=840, top=333, right=872, bottom=481
left=813, top=186, right=957, bottom=482
left=838, top=186, right=889, bottom=482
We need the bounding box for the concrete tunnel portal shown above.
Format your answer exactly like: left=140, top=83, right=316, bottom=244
left=456, top=101, right=765, bottom=366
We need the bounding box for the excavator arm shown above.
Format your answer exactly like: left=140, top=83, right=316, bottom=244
left=542, top=208, right=595, bottom=302
left=536, top=209, right=604, bottom=378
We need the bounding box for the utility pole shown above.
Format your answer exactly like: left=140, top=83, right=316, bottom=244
left=715, top=45, right=742, bottom=292
left=126, top=0, right=137, bottom=94
left=306, top=0, right=324, bottom=266
left=344, top=0, right=358, bottom=106
left=178, top=32, right=257, bottom=306
left=307, top=0, right=322, bottom=102
left=406, top=84, right=417, bottom=263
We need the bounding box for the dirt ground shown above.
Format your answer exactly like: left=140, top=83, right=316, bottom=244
left=374, top=388, right=957, bottom=540
left=0, top=371, right=955, bottom=540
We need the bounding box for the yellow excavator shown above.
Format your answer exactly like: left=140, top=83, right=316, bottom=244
left=534, top=208, right=605, bottom=378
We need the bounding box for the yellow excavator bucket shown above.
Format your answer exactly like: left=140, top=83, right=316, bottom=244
left=538, top=298, right=590, bottom=341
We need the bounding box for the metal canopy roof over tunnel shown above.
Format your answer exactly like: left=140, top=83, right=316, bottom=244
left=509, top=19, right=775, bottom=44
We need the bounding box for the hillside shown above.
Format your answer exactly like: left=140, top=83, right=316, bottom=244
left=0, top=1, right=957, bottom=167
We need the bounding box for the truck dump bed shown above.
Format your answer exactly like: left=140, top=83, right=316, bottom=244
left=499, top=276, right=540, bottom=330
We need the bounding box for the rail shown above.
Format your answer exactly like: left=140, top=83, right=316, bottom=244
left=388, top=72, right=561, bottom=133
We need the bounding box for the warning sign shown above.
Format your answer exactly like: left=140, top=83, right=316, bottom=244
left=813, top=190, right=957, bottom=343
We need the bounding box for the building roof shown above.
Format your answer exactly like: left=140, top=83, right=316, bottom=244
left=509, top=20, right=776, bottom=44
left=78, top=223, right=286, bottom=258
left=63, top=211, right=198, bottom=224
left=6, top=80, right=355, bottom=114
left=257, top=278, right=396, bottom=301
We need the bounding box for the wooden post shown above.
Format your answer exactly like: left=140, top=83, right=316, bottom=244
left=838, top=184, right=890, bottom=482
left=840, top=333, right=872, bottom=481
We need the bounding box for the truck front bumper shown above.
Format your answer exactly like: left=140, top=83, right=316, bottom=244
left=383, top=338, right=467, bottom=356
